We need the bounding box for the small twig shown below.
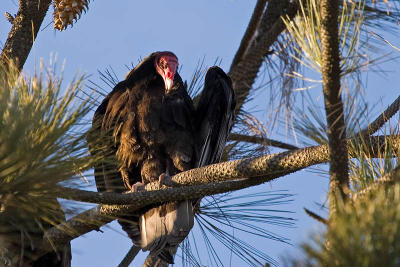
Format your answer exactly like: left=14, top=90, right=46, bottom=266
left=118, top=245, right=141, bottom=267
left=229, top=133, right=298, bottom=150
left=304, top=208, right=328, bottom=225
left=5, top=12, right=14, bottom=24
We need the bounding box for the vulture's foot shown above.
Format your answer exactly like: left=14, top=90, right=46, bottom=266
left=158, top=173, right=174, bottom=187
left=131, top=182, right=145, bottom=192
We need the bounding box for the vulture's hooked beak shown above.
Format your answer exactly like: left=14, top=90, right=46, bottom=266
left=163, top=62, right=177, bottom=93
left=164, top=71, right=174, bottom=92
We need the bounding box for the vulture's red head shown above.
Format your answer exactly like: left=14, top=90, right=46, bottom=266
left=155, top=51, right=178, bottom=92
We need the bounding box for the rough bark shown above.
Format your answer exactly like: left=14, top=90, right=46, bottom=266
left=320, top=0, right=349, bottom=216
left=0, top=0, right=52, bottom=71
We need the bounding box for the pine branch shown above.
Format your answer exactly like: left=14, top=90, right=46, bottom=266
left=5, top=12, right=15, bottom=23
left=0, top=0, right=52, bottom=71
left=320, top=0, right=350, bottom=216
left=229, top=133, right=298, bottom=150
left=39, top=134, right=400, bottom=254
left=359, top=95, right=400, bottom=137
left=228, top=0, right=299, bottom=116
left=230, top=0, right=267, bottom=68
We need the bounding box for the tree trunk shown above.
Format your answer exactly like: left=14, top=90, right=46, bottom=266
left=320, top=0, right=349, bottom=218
left=0, top=0, right=52, bottom=71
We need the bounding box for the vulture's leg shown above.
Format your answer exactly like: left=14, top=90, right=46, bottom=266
left=158, top=173, right=173, bottom=187
left=158, top=159, right=176, bottom=187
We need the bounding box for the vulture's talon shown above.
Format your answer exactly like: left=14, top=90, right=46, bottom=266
left=131, top=182, right=145, bottom=192
left=159, top=173, right=174, bottom=187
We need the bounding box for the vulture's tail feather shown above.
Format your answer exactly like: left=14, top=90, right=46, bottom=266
left=158, top=250, right=174, bottom=264
left=118, top=216, right=142, bottom=248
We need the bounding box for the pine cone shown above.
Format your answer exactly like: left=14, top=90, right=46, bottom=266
left=53, top=0, right=89, bottom=31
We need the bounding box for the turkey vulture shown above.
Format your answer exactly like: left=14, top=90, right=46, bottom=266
left=88, top=51, right=235, bottom=264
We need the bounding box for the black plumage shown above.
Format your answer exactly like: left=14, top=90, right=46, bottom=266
left=195, top=66, right=236, bottom=167
left=88, top=51, right=235, bottom=264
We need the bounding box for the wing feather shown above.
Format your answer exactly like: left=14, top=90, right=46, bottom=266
left=195, top=66, right=236, bottom=167
left=89, top=81, right=140, bottom=192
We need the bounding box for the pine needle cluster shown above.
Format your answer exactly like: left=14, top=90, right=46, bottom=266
left=303, top=179, right=400, bottom=267
left=0, top=61, right=93, bottom=265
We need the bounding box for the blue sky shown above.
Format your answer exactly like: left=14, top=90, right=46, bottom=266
left=1, top=1, right=399, bottom=266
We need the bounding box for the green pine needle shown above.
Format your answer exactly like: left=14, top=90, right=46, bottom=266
left=0, top=61, right=94, bottom=264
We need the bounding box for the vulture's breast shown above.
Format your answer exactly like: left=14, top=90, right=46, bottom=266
left=135, top=82, right=166, bottom=146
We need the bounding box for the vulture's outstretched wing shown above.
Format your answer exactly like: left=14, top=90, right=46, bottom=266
left=195, top=66, right=236, bottom=167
